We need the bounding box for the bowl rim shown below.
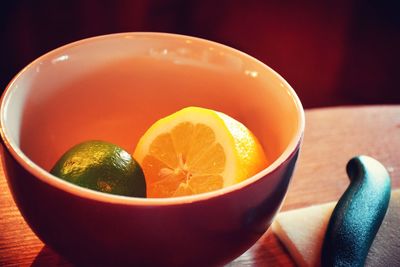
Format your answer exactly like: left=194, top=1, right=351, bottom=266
left=0, top=32, right=305, bottom=206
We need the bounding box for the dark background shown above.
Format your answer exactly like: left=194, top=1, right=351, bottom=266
left=1, top=0, right=399, bottom=108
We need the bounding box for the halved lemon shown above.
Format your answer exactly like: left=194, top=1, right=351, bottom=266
left=133, top=107, right=268, bottom=198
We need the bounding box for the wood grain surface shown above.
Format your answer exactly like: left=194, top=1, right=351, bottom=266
left=1, top=106, right=399, bottom=266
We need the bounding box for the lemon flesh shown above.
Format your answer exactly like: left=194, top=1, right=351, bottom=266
left=133, top=107, right=267, bottom=198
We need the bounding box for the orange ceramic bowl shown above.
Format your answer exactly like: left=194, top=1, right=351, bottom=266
left=0, top=33, right=304, bottom=266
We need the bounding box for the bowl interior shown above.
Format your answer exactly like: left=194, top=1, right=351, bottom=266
left=1, top=33, right=303, bottom=196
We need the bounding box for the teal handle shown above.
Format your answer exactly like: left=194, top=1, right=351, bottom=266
left=321, top=155, right=391, bottom=267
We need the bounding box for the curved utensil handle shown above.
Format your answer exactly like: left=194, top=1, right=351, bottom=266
left=321, top=155, right=391, bottom=267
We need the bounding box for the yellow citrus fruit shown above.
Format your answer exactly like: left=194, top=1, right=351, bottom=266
left=51, top=140, right=146, bottom=197
left=133, top=107, right=268, bottom=198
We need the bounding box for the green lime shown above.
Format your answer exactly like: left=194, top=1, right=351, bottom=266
left=51, top=140, right=146, bottom=197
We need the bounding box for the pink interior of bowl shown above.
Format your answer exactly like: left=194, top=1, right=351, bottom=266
left=0, top=32, right=304, bottom=203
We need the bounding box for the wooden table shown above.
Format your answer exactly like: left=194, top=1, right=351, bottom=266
left=1, top=106, right=399, bottom=266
